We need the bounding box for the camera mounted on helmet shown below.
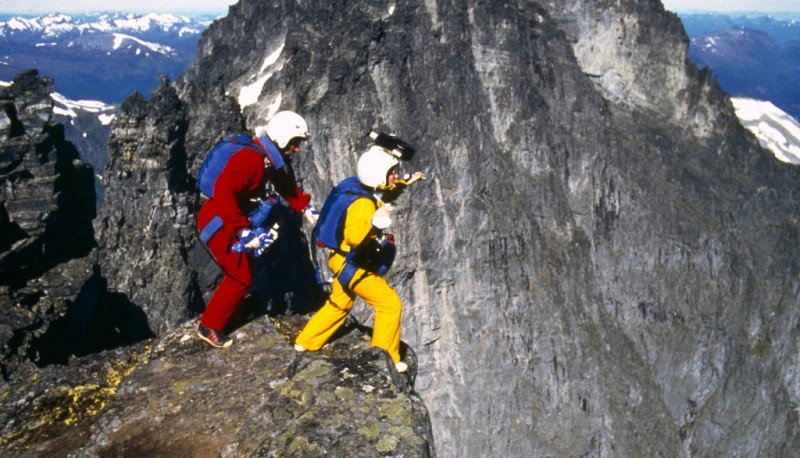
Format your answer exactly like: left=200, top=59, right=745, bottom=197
left=358, top=130, right=426, bottom=200
left=369, top=131, right=415, bottom=161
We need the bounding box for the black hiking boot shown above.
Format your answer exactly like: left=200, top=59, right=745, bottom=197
left=196, top=322, right=233, bottom=348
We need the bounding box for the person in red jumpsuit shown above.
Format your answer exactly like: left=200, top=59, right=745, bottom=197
left=196, top=111, right=314, bottom=348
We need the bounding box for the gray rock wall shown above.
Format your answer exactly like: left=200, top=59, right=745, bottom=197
left=180, top=1, right=800, bottom=456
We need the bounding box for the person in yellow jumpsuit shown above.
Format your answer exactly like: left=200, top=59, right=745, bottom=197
left=295, top=145, right=422, bottom=373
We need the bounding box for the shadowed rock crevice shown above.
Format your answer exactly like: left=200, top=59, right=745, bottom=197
left=1, top=100, right=25, bottom=138
left=252, top=205, right=328, bottom=317
left=29, top=265, right=155, bottom=366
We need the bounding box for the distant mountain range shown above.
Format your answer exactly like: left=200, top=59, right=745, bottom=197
left=0, top=12, right=212, bottom=103
left=0, top=12, right=214, bottom=189
left=2, top=11, right=797, bottom=174
left=680, top=13, right=800, bottom=121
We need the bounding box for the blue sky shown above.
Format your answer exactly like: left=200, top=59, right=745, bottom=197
left=2, top=1, right=800, bottom=15
left=0, top=0, right=237, bottom=15
left=662, top=0, right=800, bottom=12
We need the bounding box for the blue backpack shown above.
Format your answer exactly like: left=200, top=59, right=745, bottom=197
left=197, top=134, right=285, bottom=199
left=313, top=176, right=374, bottom=252
left=313, top=176, right=395, bottom=290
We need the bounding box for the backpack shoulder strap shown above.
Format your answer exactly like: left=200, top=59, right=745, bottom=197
left=198, top=134, right=273, bottom=199
left=256, top=136, right=285, bottom=170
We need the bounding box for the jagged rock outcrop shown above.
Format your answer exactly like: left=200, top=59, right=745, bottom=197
left=179, top=1, right=800, bottom=456
left=0, top=70, right=97, bottom=377
left=0, top=70, right=96, bottom=278
left=91, top=80, right=200, bottom=336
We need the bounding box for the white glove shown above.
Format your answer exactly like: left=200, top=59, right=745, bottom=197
left=371, top=204, right=393, bottom=230
left=253, top=225, right=279, bottom=257
left=244, top=236, right=261, bottom=250
left=233, top=224, right=280, bottom=257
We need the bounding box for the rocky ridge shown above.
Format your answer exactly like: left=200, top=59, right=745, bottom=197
left=182, top=1, right=800, bottom=456
left=1, top=0, right=799, bottom=457
left=0, top=70, right=97, bottom=375
left=1, top=315, right=431, bottom=457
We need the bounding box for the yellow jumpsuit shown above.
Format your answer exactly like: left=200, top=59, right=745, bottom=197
left=295, top=198, right=403, bottom=362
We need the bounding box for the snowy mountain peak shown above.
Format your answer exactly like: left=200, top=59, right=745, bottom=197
left=732, top=97, right=800, bottom=165
left=4, top=16, right=56, bottom=34
left=50, top=92, right=116, bottom=125
left=0, top=12, right=205, bottom=39
left=112, top=33, right=176, bottom=56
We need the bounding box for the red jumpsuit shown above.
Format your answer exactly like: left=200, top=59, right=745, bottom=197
left=197, top=138, right=309, bottom=332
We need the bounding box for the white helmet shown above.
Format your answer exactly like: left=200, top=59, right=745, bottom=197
left=357, top=145, right=399, bottom=189
left=265, top=111, right=309, bottom=149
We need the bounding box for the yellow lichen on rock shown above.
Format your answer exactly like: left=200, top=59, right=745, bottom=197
left=39, top=348, right=151, bottom=430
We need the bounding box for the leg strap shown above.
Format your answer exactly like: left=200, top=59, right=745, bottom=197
left=199, top=215, right=224, bottom=245
left=337, top=252, right=360, bottom=291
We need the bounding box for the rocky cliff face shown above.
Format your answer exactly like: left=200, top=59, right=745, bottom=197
left=2, top=0, right=799, bottom=456
left=181, top=0, right=800, bottom=456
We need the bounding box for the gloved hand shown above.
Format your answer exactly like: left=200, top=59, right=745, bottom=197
left=231, top=227, right=266, bottom=253
left=304, top=205, right=320, bottom=225
left=288, top=191, right=312, bottom=213
left=248, top=197, right=276, bottom=227
left=252, top=226, right=279, bottom=257
left=380, top=171, right=427, bottom=203
left=371, top=203, right=393, bottom=230
left=232, top=224, right=280, bottom=257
